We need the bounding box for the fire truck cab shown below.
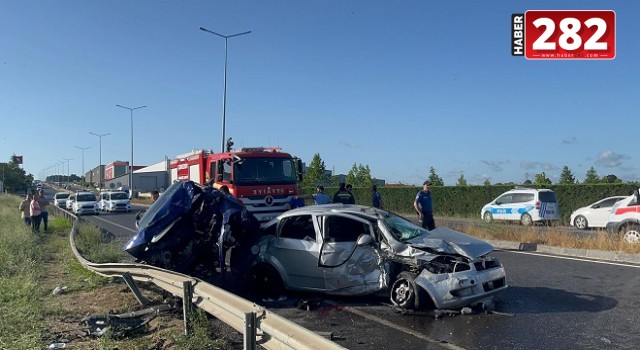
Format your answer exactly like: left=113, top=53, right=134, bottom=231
left=169, top=147, right=302, bottom=222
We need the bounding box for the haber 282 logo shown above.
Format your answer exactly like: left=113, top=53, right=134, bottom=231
left=512, top=10, right=615, bottom=59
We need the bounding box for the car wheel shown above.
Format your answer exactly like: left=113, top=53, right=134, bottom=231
left=483, top=212, right=493, bottom=223
left=390, top=272, right=425, bottom=310
left=621, top=224, right=640, bottom=244
left=520, top=213, right=533, bottom=226
left=574, top=215, right=588, bottom=230
left=249, top=264, right=284, bottom=300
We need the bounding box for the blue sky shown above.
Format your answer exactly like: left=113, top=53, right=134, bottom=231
left=1, top=1, right=638, bottom=185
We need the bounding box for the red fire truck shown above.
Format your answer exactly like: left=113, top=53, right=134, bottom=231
left=169, top=147, right=303, bottom=222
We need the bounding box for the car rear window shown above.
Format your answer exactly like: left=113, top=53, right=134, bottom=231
left=110, top=192, right=129, bottom=200
left=76, top=193, right=97, bottom=202
left=538, top=191, right=557, bottom=202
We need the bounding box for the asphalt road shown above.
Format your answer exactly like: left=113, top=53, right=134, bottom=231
left=44, top=186, right=640, bottom=350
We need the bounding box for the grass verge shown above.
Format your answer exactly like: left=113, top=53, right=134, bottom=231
left=0, top=193, right=237, bottom=350
left=444, top=219, right=640, bottom=255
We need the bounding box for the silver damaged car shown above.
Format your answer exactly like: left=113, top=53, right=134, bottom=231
left=244, top=204, right=507, bottom=310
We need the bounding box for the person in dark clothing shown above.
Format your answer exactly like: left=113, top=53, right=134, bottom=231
left=414, top=181, right=435, bottom=230
left=37, top=189, right=50, bottom=232
left=372, top=184, right=383, bottom=209
left=333, top=182, right=355, bottom=204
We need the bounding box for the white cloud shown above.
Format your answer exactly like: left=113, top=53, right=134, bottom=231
left=594, top=150, right=628, bottom=168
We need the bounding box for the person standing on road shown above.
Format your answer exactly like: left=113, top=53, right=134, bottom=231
left=372, top=184, right=383, bottom=209
left=414, top=181, right=435, bottom=230
left=346, top=184, right=356, bottom=203
left=19, top=194, right=32, bottom=226
left=151, top=190, right=159, bottom=203
left=333, top=182, right=355, bottom=204
left=312, top=185, right=332, bottom=205
left=37, top=189, right=50, bottom=232
left=30, top=193, right=43, bottom=234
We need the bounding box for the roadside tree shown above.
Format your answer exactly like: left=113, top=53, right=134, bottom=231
left=583, top=167, right=600, bottom=184
left=456, top=173, right=468, bottom=186
left=346, top=163, right=373, bottom=188
left=302, top=153, right=330, bottom=187
left=534, top=172, right=552, bottom=186
left=559, top=166, right=577, bottom=184
left=428, top=167, right=444, bottom=186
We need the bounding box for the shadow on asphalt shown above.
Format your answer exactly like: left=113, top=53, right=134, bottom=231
left=500, top=286, right=617, bottom=314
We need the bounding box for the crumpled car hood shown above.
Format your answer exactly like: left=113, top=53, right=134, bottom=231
left=405, top=227, right=495, bottom=260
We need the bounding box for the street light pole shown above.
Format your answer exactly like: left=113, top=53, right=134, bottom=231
left=116, top=104, right=146, bottom=195
left=199, top=27, right=251, bottom=153
left=75, top=146, right=90, bottom=187
left=89, top=132, right=110, bottom=191
left=63, top=158, right=72, bottom=187
left=59, top=161, right=64, bottom=185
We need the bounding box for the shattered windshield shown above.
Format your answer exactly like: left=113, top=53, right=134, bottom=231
left=381, top=211, right=429, bottom=242
left=233, top=157, right=297, bottom=185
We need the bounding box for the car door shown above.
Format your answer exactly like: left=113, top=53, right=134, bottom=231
left=271, top=214, right=324, bottom=291
left=590, top=197, right=624, bottom=227
left=319, top=214, right=382, bottom=295
left=491, top=194, right=513, bottom=221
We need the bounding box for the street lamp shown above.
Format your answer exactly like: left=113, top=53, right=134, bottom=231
left=89, top=132, right=110, bottom=191
left=199, top=26, right=251, bottom=153
left=59, top=161, right=64, bottom=185
left=75, top=146, right=91, bottom=187
left=63, top=158, right=72, bottom=187
left=116, top=104, right=146, bottom=195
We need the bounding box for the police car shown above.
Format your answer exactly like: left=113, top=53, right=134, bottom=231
left=481, top=187, right=560, bottom=226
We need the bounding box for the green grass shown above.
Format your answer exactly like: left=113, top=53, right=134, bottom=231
left=0, top=194, right=46, bottom=350
left=0, top=193, right=234, bottom=349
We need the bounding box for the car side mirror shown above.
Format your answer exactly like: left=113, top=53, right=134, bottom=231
left=592, top=204, right=600, bottom=209
left=357, top=234, right=373, bottom=246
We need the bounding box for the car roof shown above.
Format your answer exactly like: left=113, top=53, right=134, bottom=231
left=505, top=187, right=553, bottom=193
left=279, top=204, right=385, bottom=220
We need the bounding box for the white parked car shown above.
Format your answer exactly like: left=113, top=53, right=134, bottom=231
left=98, top=191, right=109, bottom=211
left=53, top=192, right=70, bottom=207
left=72, top=191, right=99, bottom=215
left=605, top=189, right=640, bottom=243
left=570, top=196, right=626, bottom=230
left=65, top=193, right=76, bottom=210
left=481, top=187, right=560, bottom=226
left=102, top=191, right=132, bottom=212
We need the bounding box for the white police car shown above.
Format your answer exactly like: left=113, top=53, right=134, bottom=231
left=481, top=187, right=560, bottom=226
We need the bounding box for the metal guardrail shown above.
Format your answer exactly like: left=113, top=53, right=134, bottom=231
left=55, top=205, right=347, bottom=350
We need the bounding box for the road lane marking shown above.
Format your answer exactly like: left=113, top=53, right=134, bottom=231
left=326, top=302, right=467, bottom=350
left=499, top=249, right=640, bottom=268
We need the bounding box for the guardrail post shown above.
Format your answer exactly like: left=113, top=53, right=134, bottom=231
left=243, top=312, right=256, bottom=350
left=183, top=280, right=193, bottom=336
left=122, top=272, right=151, bottom=306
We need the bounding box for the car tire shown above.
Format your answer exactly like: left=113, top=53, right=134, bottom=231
left=621, top=223, right=640, bottom=244
left=574, top=215, right=588, bottom=230
left=249, top=264, right=284, bottom=301
left=520, top=213, right=533, bottom=226
left=390, top=272, right=425, bottom=310
left=483, top=212, right=493, bottom=223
